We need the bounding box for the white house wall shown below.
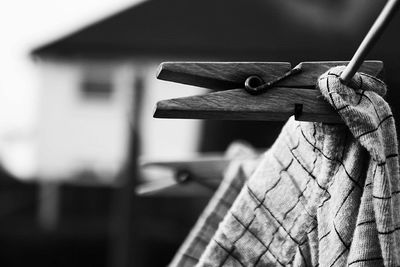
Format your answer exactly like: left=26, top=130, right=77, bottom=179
left=140, top=63, right=205, bottom=158
left=36, top=60, right=128, bottom=182
left=35, top=59, right=203, bottom=183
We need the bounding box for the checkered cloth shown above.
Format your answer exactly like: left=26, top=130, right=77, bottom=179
left=172, top=66, right=400, bottom=266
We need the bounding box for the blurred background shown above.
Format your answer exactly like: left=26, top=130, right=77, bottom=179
left=0, top=0, right=399, bottom=266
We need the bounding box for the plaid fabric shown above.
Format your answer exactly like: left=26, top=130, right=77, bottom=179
left=169, top=143, right=260, bottom=267
left=193, top=66, right=399, bottom=266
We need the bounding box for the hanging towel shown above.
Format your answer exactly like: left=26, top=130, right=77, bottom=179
left=191, top=66, right=400, bottom=266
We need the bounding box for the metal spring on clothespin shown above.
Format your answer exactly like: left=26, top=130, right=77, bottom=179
left=340, top=0, right=400, bottom=84
left=244, top=66, right=302, bottom=95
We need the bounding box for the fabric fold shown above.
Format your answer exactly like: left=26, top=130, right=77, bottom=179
left=172, top=66, right=399, bottom=266
left=318, top=66, right=400, bottom=266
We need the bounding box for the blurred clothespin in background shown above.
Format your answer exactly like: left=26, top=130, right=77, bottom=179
left=137, top=141, right=259, bottom=196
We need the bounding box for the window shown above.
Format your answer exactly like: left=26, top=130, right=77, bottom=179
left=80, top=72, right=114, bottom=100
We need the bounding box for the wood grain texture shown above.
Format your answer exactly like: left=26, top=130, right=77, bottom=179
left=277, top=60, right=384, bottom=87
left=157, top=62, right=291, bottom=90
left=155, top=60, right=384, bottom=123
left=157, top=61, right=383, bottom=90
left=154, top=87, right=342, bottom=123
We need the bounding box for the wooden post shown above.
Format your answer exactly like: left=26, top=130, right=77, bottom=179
left=109, top=71, right=144, bottom=267
left=38, top=181, right=60, bottom=231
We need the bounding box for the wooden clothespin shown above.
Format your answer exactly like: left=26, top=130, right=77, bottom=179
left=137, top=142, right=259, bottom=195
left=154, top=61, right=384, bottom=123
left=154, top=0, right=399, bottom=123
left=138, top=154, right=231, bottom=195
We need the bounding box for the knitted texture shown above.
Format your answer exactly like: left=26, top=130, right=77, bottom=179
left=318, top=66, right=400, bottom=266
left=191, top=66, right=399, bottom=266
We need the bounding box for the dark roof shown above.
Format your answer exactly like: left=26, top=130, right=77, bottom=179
left=32, top=0, right=383, bottom=60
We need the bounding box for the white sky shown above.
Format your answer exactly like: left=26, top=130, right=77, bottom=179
left=0, top=0, right=142, bottom=177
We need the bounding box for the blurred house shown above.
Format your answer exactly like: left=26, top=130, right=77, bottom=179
left=31, top=0, right=393, bottom=184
